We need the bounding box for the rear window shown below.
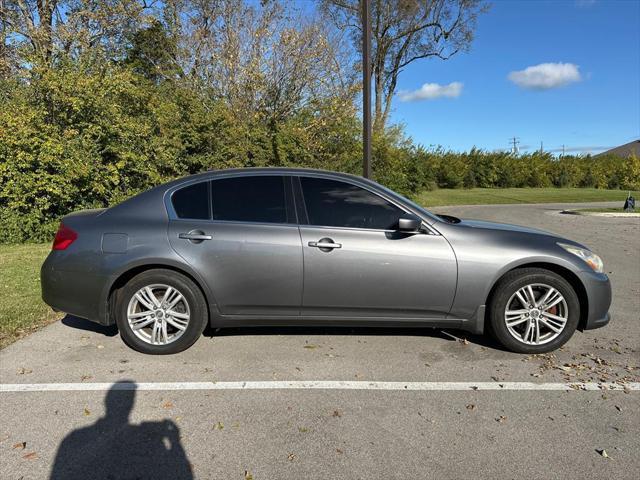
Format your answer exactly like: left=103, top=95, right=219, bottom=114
left=212, top=176, right=287, bottom=224
left=172, top=182, right=210, bottom=219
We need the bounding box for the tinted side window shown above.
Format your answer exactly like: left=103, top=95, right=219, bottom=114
left=172, top=182, right=210, bottom=219
left=212, top=176, right=287, bottom=223
left=300, top=177, right=404, bottom=230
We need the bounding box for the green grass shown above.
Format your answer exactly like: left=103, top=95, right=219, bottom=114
left=0, top=243, right=61, bottom=348
left=413, top=187, right=639, bottom=207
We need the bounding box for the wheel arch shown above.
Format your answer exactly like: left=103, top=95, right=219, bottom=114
left=104, top=262, right=215, bottom=326
left=484, top=262, right=589, bottom=331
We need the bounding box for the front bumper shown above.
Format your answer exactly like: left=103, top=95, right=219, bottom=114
left=41, top=253, right=110, bottom=325
left=576, top=270, right=612, bottom=330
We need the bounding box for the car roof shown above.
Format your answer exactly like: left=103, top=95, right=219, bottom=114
left=159, top=167, right=371, bottom=190
left=208, top=167, right=363, bottom=180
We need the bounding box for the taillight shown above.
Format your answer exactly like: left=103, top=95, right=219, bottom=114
left=52, top=224, right=78, bottom=250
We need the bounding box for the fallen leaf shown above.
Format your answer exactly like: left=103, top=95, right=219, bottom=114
left=13, top=442, right=26, bottom=450
left=336, top=448, right=344, bottom=454
left=332, top=410, right=342, bottom=417
left=18, top=367, right=33, bottom=375
left=244, top=471, right=254, bottom=480
left=96, top=345, right=104, bottom=349
left=466, top=404, right=476, bottom=411
left=596, top=448, right=611, bottom=459
left=287, top=453, right=296, bottom=462
left=162, top=401, right=174, bottom=409
left=615, top=405, right=622, bottom=412
left=80, top=375, right=93, bottom=381
left=459, top=338, right=469, bottom=345
left=213, top=422, right=224, bottom=430
left=303, top=344, right=318, bottom=349
left=298, top=427, right=309, bottom=433
left=22, top=452, right=37, bottom=460
left=496, top=416, right=507, bottom=423
left=83, top=408, right=91, bottom=416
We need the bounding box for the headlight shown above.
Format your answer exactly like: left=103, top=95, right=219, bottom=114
left=558, top=243, right=604, bottom=273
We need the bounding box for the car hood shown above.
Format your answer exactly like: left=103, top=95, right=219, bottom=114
left=456, top=219, right=557, bottom=237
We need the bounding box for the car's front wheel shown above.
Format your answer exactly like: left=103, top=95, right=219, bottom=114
left=115, top=269, right=208, bottom=354
left=488, top=268, right=580, bottom=353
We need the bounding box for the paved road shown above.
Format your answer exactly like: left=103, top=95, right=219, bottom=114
left=1, top=202, right=638, bottom=479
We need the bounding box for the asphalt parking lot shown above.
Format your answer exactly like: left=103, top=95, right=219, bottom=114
left=1, top=201, right=639, bottom=480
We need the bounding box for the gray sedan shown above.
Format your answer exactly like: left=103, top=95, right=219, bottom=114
left=41, top=168, right=611, bottom=354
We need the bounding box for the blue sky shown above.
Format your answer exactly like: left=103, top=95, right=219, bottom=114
left=384, top=0, right=640, bottom=154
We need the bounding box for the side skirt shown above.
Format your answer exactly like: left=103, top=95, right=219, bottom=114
left=211, top=314, right=484, bottom=333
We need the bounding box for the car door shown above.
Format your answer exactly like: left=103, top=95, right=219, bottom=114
left=296, top=175, right=457, bottom=319
left=167, top=174, right=303, bottom=316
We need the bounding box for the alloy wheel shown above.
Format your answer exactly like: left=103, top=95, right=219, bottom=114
left=504, top=283, right=568, bottom=346
left=126, top=284, right=191, bottom=345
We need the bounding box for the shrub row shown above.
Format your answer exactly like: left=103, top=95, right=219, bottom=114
left=1, top=65, right=638, bottom=243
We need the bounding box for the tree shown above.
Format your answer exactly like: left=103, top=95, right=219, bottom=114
left=125, top=20, right=181, bottom=83
left=1, top=0, right=59, bottom=67
left=323, top=0, right=487, bottom=131
left=1, top=0, right=154, bottom=71
left=167, top=0, right=356, bottom=124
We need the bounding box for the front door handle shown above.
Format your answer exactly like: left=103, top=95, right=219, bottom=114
left=178, top=231, right=212, bottom=243
left=308, top=238, right=342, bottom=251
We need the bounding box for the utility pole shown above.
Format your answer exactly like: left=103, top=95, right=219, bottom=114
left=509, top=137, right=520, bottom=154
left=540, top=141, right=543, bottom=153
left=361, top=0, right=372, bottom=179
left=562, top=144, right=566, bottom=156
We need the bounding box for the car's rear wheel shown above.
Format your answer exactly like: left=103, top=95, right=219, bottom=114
left=488, top=268, right=580, bottom=353
left=115, top=269, right=207, bottom=354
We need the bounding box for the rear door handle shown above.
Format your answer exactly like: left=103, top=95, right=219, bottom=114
left=308, top=238, right=342, bottom=250
left=179, top=232, right=212, bottom=242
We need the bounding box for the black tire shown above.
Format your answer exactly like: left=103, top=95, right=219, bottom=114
left=115, top=269, right=208, bottom=354
left=488, top=268, right=580, bottom=354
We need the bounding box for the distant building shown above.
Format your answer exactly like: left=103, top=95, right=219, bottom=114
left=596, top=140, right=640, bottom=158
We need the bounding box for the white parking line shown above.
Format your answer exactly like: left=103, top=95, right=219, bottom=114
left=1, top=381, right=639, bottom=392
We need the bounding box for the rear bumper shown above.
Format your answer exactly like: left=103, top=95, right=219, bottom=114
left=576, top=270, right=612, bottom=330
left=41, top=253, right=110, bottom=325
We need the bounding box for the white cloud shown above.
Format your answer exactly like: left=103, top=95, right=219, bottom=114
left=398, top=82, right=463, bottom=102
left=508, top=63, right=582, bottom=90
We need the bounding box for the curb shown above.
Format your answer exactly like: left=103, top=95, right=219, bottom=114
left=561, top=210, right=640, bottom=217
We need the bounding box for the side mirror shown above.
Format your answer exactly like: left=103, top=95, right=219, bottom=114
left=397, top=214, right=422, bottom=232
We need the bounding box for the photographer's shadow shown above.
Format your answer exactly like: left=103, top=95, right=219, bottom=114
left=50, top=381, right=193, bottom=480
